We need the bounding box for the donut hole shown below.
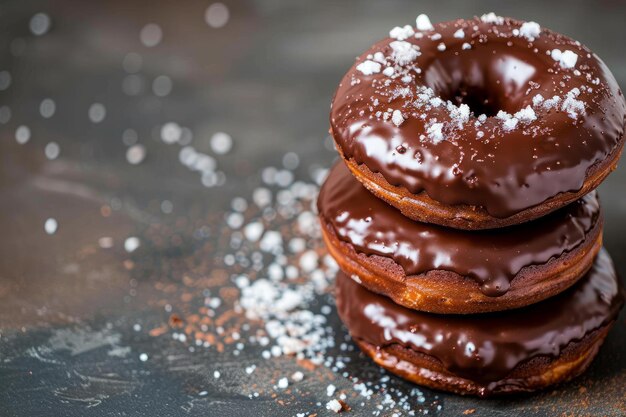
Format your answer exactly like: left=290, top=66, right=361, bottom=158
left=440, top=84, right=502, bottom=117
left=423, top=45, right=550, bottom=118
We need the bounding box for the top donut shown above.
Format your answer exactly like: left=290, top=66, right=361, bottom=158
left=330, top=14, right=626, bottom=229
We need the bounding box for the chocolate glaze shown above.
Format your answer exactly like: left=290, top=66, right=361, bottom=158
left=318, top=162, right=600, bottom=296
left=330, top=17, right=626, bottom=217
left=336, top=249, right=624, bottom=386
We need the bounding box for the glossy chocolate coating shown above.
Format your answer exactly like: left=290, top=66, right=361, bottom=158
left=336, top=249, right=624, bottom=385
left=318, top=162, right=600, bottom=296
left=330, top=17, right=626, bottom=217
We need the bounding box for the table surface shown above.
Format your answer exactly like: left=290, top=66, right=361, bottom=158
left=1, top=0, right=625, bottom=416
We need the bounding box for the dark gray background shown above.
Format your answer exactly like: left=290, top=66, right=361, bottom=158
left=0, top=0, right=625, bottom=416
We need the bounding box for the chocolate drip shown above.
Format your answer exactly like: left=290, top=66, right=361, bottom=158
left=336, top=249, right=624, bottom=387
left=318, top=163, right=600, bottom=296
left=330, top=18, right=626, bottom=217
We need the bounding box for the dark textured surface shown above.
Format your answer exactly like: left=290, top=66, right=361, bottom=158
left=0, top=1, right=625, bottom=416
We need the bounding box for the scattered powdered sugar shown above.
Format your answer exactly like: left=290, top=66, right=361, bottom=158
left=415, top=14, right=434, bottom=31
left=356, top=60, right=381, bottom=75
left=388, top=40, right=420, bottom=65
left=542, top=95, right=561, bottom=110
left=561, top=88, right=586, bottom=119
left=453, top=28, right=465, bottom=39
left=427, top=122, right=444, bottom=143
left=496, top=105, right=537, bottom=131
left=532, top=94, right=545, bottom=107
left=139, top=154, right=441, bottom=414
left=514, top=106, right=537, bottom=123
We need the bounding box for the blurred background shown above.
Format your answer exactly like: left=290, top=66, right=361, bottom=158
left=1, top=1, right=625, bottom=416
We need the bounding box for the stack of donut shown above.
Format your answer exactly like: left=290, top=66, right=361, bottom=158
left=319, top=14, right=626, bottom=396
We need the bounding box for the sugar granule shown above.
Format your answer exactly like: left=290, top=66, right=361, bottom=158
left=415, top=14, right=434, bottom=31
left=356, top=60, right=381, bottom=75
left=389, top=25, right=415, bottom=40
left=391, top=110, right=404, bottom=127
left=518, top=21, right=541, bottom=41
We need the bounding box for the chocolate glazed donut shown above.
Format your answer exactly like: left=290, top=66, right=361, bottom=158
left=335, top=249, right=625, bottom=396
left=330, top=16, right=626, bottom=229
left=319, top=162, right=602, bottom=314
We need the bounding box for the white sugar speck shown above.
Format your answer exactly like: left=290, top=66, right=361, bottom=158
left=277, top=377, right=289, bottom=389
left=356, top=60, right=381, bottom=75
left=140, top=23, right=162, bottom=47
left=152, top=75, right=172, bottom=97
left=30, top=13, right=51, bottom=36
left=161, top=122, right=182, bottom=144
left=382, top=67, right=394, bottom=76
left=139, top=353, right=148, bottom=362
left=44, top=218, right=58, bottom=235
left=551, top=49, right=578, bottom=69
left=45, top=142, right=60, bottom=160
left=518, top=21, right=541, bottom=41
left=391, top=110, right=404, bottom=126
left=210, top=132, right=233, bottom=155
left=126, top=144, right=146, bottom=165
left=253, top=187, right=272, bottom=208
left=124, top=237, right=140, bottom=253
left=503, top=117, right=519, bottom=131
left=299, top=250, right=319, bottom=272
left=40, top=98, right=56, bottom=118
left=427, top=122, right=444, bottom=143
left=514, top=106, right=537, bottom=123
left=326, top=399, right=343, bottom=413
left=15, top=125, right=31, bottom=144
left=291, top=371, right=304, bottom=382
left=560, top=50, right=578, bottom=69
left=227, top=212, right=244, bottom=229
left=244, top=222, right=264, bottom=242
left=437, top=42, right=446, bottom=51
left=389, top=40, right=419, bottom=65
left=415, top=14, right=434, bottom=31
left=88, top=103, right=106, bottom=123
left=561, top=88, right=586, bottom=119
left=389, top=25, right=415, bottom=40
left=481, top=12, right=504, bottom=24
left=213, top=370, right=221, bottom=379
left=205, top=3, right=230, bottom=28
left=453, top=29, right=465, bottom=38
